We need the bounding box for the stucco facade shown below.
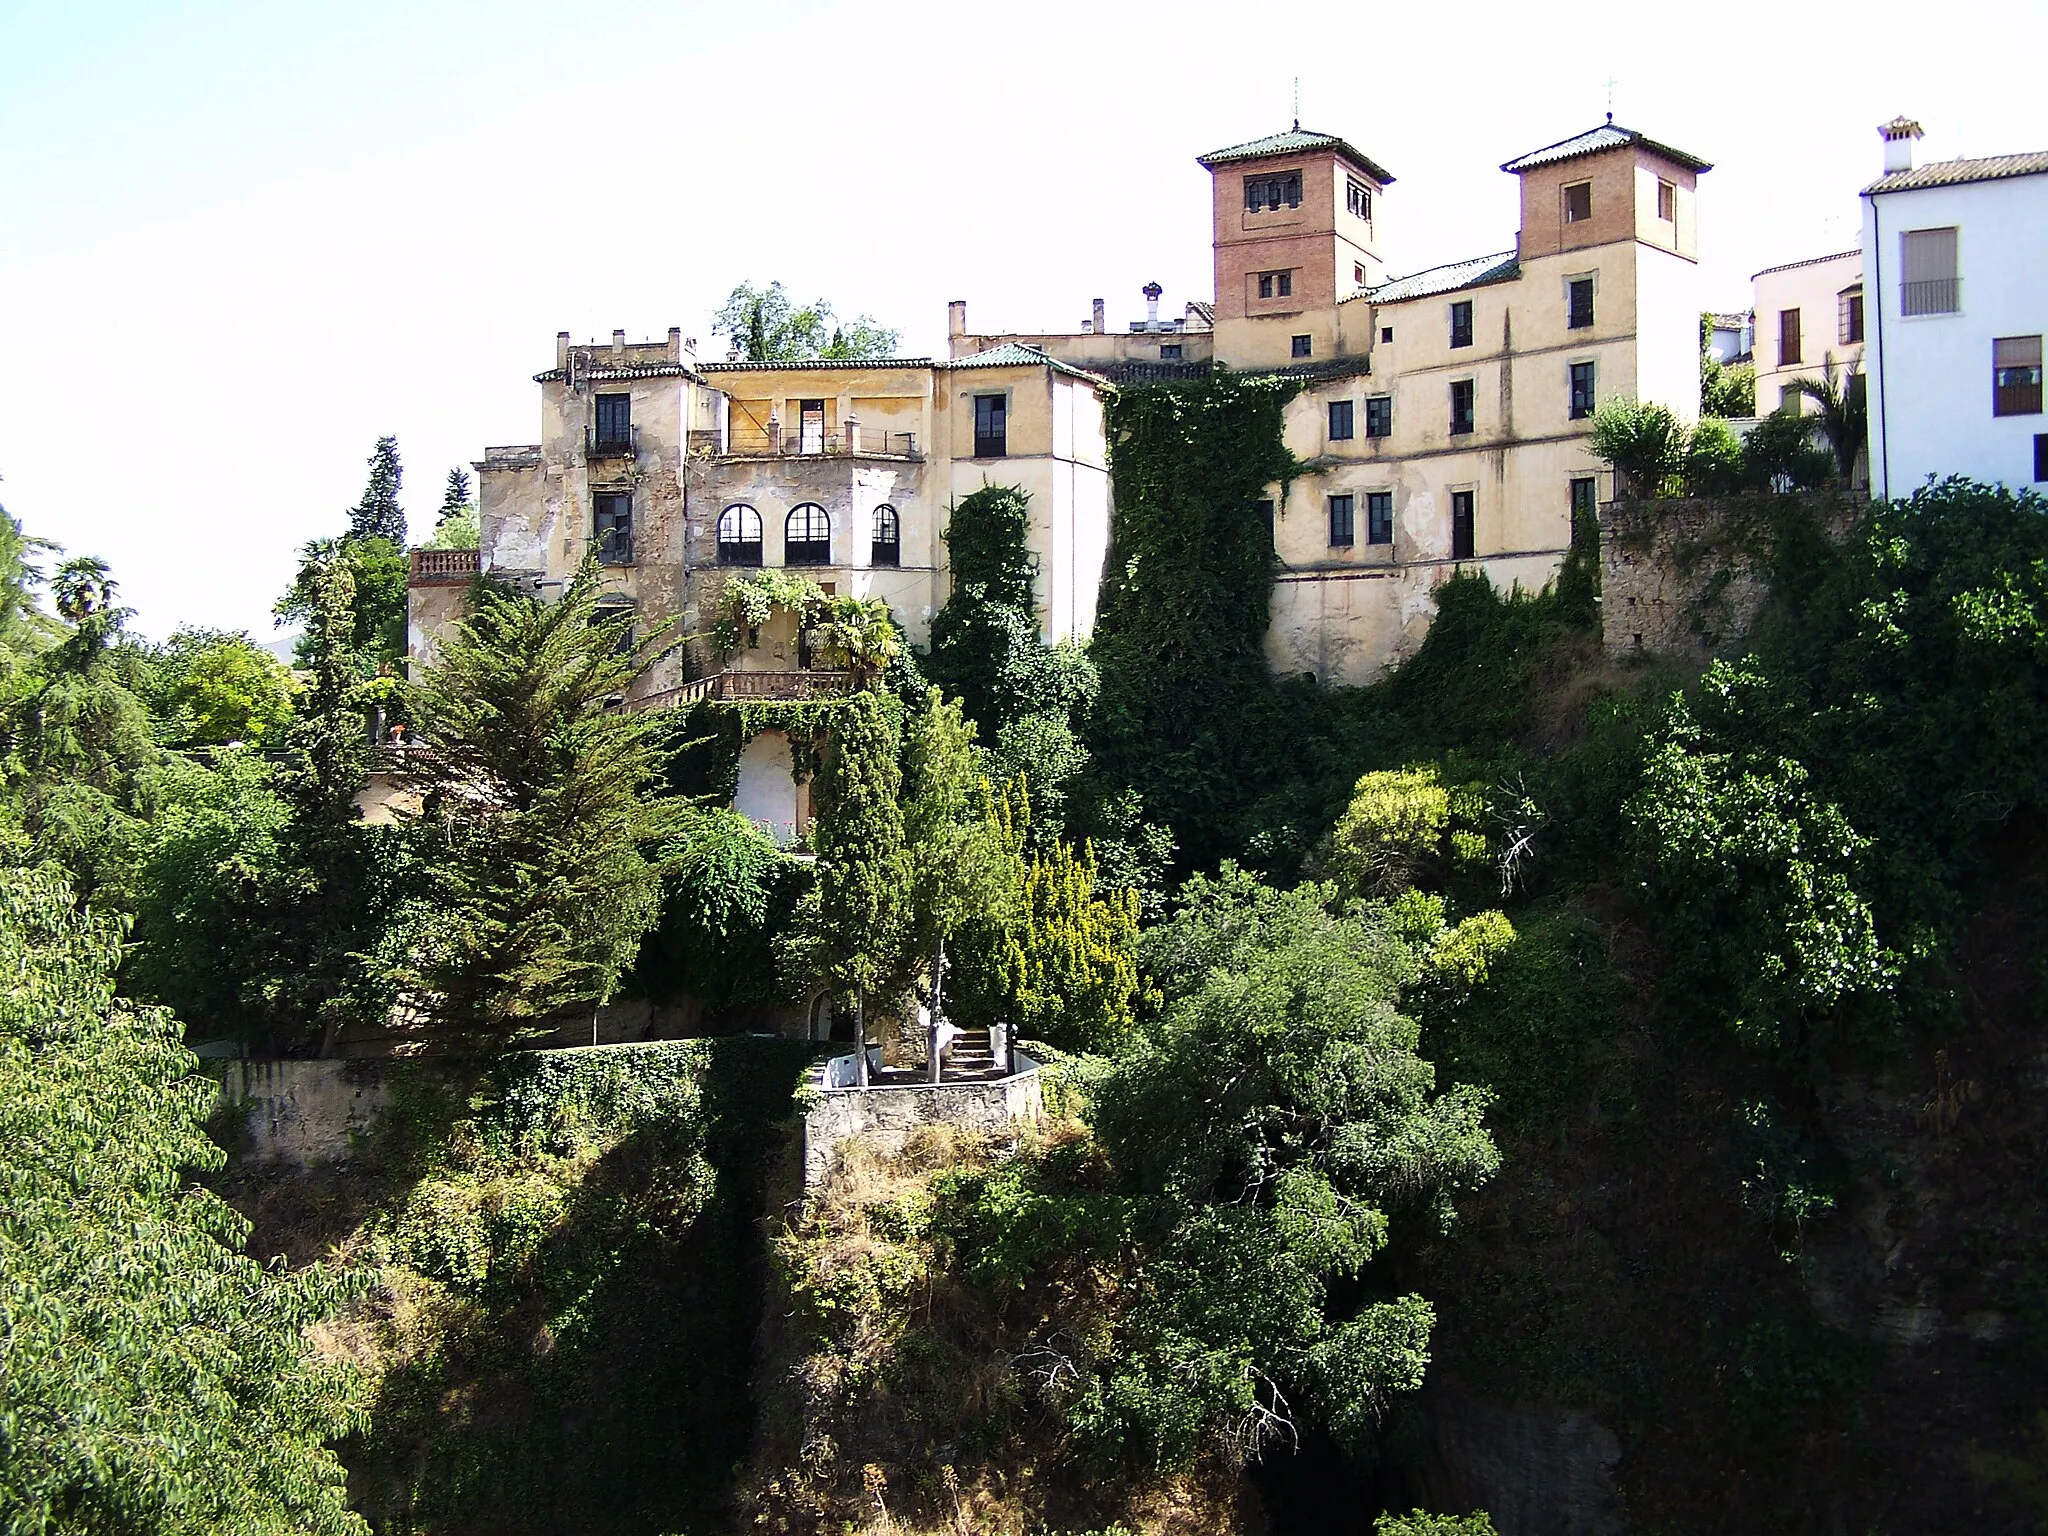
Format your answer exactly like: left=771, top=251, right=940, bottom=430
left=1752, top=251, right=1865, bottom=417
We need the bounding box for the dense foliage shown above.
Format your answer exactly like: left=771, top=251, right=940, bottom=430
left=710, top=279, right=899, bottom=362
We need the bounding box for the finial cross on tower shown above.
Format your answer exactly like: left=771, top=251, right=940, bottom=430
left=1292, top=76, right=1300, bottom=131
left=1604, top=75, right=1618, bottom=123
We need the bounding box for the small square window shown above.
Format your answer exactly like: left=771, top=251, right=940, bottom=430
left=1365, top=396, right=1392, bottom=438
left=1328, top=399, right=1354, bottom=440
left=2035, top=434, right=2048, bottom=483
left=1292, top=334, right=1312, bottom=359
left=1657, top=179, right=1676, bottom=221
left=1450, top=379, right=1475, bottom=435
left=1160, top=343, right=1183, bottom=360
left=1570, top=361, right=1597, bottom=420
left=974, top=394, right=1008, bottom=457
left=1354, top=262, right=1366, bottom=285
left=1328, top=494, right=1354, bottom=547
left=1568, top=278, right=1595, bottom=330
left=1564, top=181, right=1592, bottom=223
left=1450, top=301, right=1474, bottom=349
left=1366, top=491, right=1393, bottom=545
left=1380, top=326, right=1394, bottom=344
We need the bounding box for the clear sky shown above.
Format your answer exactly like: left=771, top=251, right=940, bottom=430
left=2, top=0, right=2039, bottom=640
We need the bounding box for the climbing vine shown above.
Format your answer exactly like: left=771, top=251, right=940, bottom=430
left=674, top=697, right=846, bottom=803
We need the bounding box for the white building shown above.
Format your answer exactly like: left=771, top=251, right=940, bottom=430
left=1861, top=117, right=2048, bottom=497
left=1752, top=251, right=1864, bottom=417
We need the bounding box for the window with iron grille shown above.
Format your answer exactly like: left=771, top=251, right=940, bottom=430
left=1568, top=278, right=1595, bottom=330
left=1563, top=181, right=1592, bottom=223
left=1328, top=494, right=1354, bottom=547
left=973, top=394, right=1007, bottom=457
left=1450, top=379, right=1475, bottom=435
left=1366, top=491, right=1392, bottom=545
left=1570, top=361, right=1597, bottom=420
left=1292, top=334, right=1312, bottom=358
left=1778, top=308, right=1802, bottom=366
left=1570, top=477, right=1597, bottom=519
left=1450, top=300, right=1474, bottom=349
left=1657, top=179, right=1676, bottom=221
left=1328, top=399, right=1354, bottom=440
left=1451, top=490, right=1475, bottom=559
left=1901, top=227, right=1960, bottom=315
left=1244, top=171, right=1304, bottom=211
left=1840, top=287, right=1865, bottom=345
left=1347, top=177, right=1372, bottom=220
left=717, top=503, right=763, bottom=566
left=594, top=393, right=631, bottom=450
left=1365, top=396, right=1392, bottom=438
left=1994, top=336, right=2044, bottom=417
left=593, top=493, right=632, bottom=565
left=785, top=503, right=832, bottom=566
left=870, top=504, right=901, bottom=566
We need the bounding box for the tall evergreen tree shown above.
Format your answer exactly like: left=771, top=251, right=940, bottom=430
left=346, top=435, right=406, bottom=545
left=436, top=467, right=473, bottom=527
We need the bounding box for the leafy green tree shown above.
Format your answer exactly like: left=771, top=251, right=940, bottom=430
left=1684, top=416, right=1748, bottom=495
left=390, top=563, right=687, bottom=1043
left=346, top=433, right=406, bottom=544
left=1588, top=398, right=1687, bottom=498
left=0, top=863, right=369, bottom=1535
left=275, top=534, right=408, bottom=670
left=135, top=627, right=298, bottom=747
left=628, top=807, right=810, bottom=1017
left=711, top=281, right=900, bottom=362
left=1740, top=410, right=1835, bottom=491
left=1700, top=313, right=1757, bottom=419
left=1377, top=1512, right=1498, bottom=1536
left=900, top=689, right=1007, bottom=965
left=436, top=466, right=473, bottom=526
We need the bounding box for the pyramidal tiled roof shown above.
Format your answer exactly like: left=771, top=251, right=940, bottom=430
left=1865, top=150, right=2048, bottom=195
left=1500, top=120, right=1711, bottom=174
left=1370, top=250, right=1521, bottom=305
left=1197, top=126, right=1395, bottom=186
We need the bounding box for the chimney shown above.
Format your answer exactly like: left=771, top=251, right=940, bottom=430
left=1091, top=297, right=1106, bottom=336
left=667, top=326, right=682, bottom=361
left=611, top=328, right=627, bottom=356
left=556, top=330, right=571, bottom=369
left=948, top=300, right=967, bottom=342
left=1142, top=282, right=1163, bottom=332
left=1880, top=115, right=1923, bottom=174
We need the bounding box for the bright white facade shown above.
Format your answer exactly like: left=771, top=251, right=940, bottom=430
left=1752, top=251, right=1864, bottom=416
left=1861, top=119, right=2048, bottom=497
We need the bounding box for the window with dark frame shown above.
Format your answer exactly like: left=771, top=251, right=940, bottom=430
left=1840, top=288, right=1865, bottom=345
left=1160, top=343, right=1183, bottom=360
left=1256, top=270, right=1294, bottom=300
left=1901, top=226, right=1960, bottom=315
left=1244, top=171, right=1304, bottom=211
left=1354, top=262, right=1367, bottom=285
left=1328, top=493, right=1354, bottom=547
left=1380, top=326, right=1394, bottom=343
left=1347, top=177, right=1372, bottom=220
left=717, top=503, right=763, bottom=566
left=1568, top=278, right=1595, bottom=330
left=1292, top=334, right=1312, bottom=358
left=973, top=394, right=1007, bottom=457
left=1778, top=308, right=1803, bottom=366
left=1570, top=360, right=1597, bottom=420
left=1657, top=179, right=1676, bottom=222
left=785, top=503, right=832, bottom=566
left=1256, top=498, right=1275, bottom=544
left=2036, top=434, right=2048, bottom=483
left=870, top=504, right=901, bottom=566
left=1328, top=399, right=1354, bottom=440
left=594, top=392, right=631, bottom=450
left=1451, top=490, right=1475, bottom=559
left=1450, top=379, right=1475, bottom=435
left=594, top=603, right=636, bottom=657
left=593, top=492, right=632, bottom=565
left=1366, top=491, right=1392, bottom=545
left=1994, top=336, right=2044, bottom=416
left=1570, top=476, right=1597, bottom=521
left=1365, top=395, right=1392, bottom=438
left=1450, top=300, right=1474, bottom=349
left=1563, top=181, right=1592, bottom=223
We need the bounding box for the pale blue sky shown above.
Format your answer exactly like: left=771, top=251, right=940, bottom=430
left=3, top=0, right=2039, bottom=638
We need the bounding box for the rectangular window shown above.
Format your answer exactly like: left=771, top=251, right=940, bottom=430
left=1657, top=179, right=1676, bottom=221
left=1365, top=395, right=1392, bottom=438
left=1563, top=181, right=1592, bottom=223
left=1256, top=498, right=1275, bottom=543
left=1901, top=227, right=1960, bottom=315
left=1245, top=171, right=1304, bottom=211
left=1778, top=308, right=1802, bottom=366
left=1570, top=476, right=1597, bottom=519
left=1328, top=493, right=1355, bottom=547
left=594, top=392, right=631, bottom=449
left=1292, top=334, right=1313, bottom=359
left=1451, top=490, right=1475, bottom=559
left=1380, top=326, right=1394, bottom=343
left=593, top=493, right=632, bottom=565
left=1366, top=491, right=1393, bottom=545
left=1840, top=288, right=1865, bottom=345
left=2037, top=434, right=2048, bottom=483
left=1354, top=262, right=1367, bottom=285
left=1570, top=360, right=1597, bottom=420
left=973, top=394, right=1007, bottom=457
left=1450, top=379, right=1475, bottom=435
left=1257, top=271, right=1293, bottom=300
left=1258, top=273, right=1273, bottom=299
left=1347, top=177, right=1372, bottom=220
left=798, top=398, right=826, bottom=454
left=1993, top=335, right=2044, bottom=416
left=1780, top=384, right=1802, bottom=414
left=1450, top=300, right=1474, bottom=349
left=1160, top=343, right=1183, bottom=360
left=1568, top=278, right=1595, bottom=330
left=1328, top=399, right=1355, bottom=440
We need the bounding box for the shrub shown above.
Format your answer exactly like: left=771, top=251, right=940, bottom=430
left=1741, top=411, right=1834, bottom=491
left=1589, top=398, right=1686, bottom=498
left=1684, top=416, right=1748, bottom=495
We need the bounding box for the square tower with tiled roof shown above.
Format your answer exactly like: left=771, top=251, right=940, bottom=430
left=1199, top=126, right=1394, bottom=369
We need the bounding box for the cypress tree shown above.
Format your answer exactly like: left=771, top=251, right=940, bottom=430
left=346, top=435, right=406, bottom=545
left=436, top=467, right=473, bottom=526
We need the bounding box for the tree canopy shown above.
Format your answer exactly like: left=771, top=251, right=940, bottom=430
left=711, top=280, right=900, bottom=362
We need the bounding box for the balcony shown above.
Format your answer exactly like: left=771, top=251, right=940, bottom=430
left=723, top=424, right=921, bottom=460
left=586, top=424, right=637, bottom=458
left=1900, top=278, right=1960, bottom=317
left=627, top=669, right=854, bottom=712
left=409, top=548, right=481, bottom=585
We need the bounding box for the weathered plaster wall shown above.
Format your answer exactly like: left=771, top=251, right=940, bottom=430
left=801, top=1060, right=1044, bottom=1186
left=212, top=1058, right=396, bottom=1166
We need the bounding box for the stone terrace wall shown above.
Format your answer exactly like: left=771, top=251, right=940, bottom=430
left=802, top=1058, right=1045, bottom=1186
left=1599, top=493, right=1862, bottom=660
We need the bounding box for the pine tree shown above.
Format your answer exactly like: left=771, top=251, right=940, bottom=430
left=346, top=435, right=406, bottom=545
left=436, top=467, right=473, bottom=526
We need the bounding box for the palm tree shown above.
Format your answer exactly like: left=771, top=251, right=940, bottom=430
left=815, top=596, right=901, bottom=689
left=1790, top=354, right=1868, bottom=483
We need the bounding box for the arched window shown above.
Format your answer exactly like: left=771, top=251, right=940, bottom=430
left=784, top=503, right=831, bottom=566
left=717, top=504, right=762, bottom=566
left=870, top=504, right=900, bottom=567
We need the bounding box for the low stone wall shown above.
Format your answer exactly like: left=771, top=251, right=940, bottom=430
left=1599, top=493, right=1860, bottom=660
left=802, top=1055, right=1044, bottom=1186
left=211, top=1057, right=400, bottom=1167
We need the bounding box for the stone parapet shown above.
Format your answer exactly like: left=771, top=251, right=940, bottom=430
left=801, top=1055, right=1044, bottom=1187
